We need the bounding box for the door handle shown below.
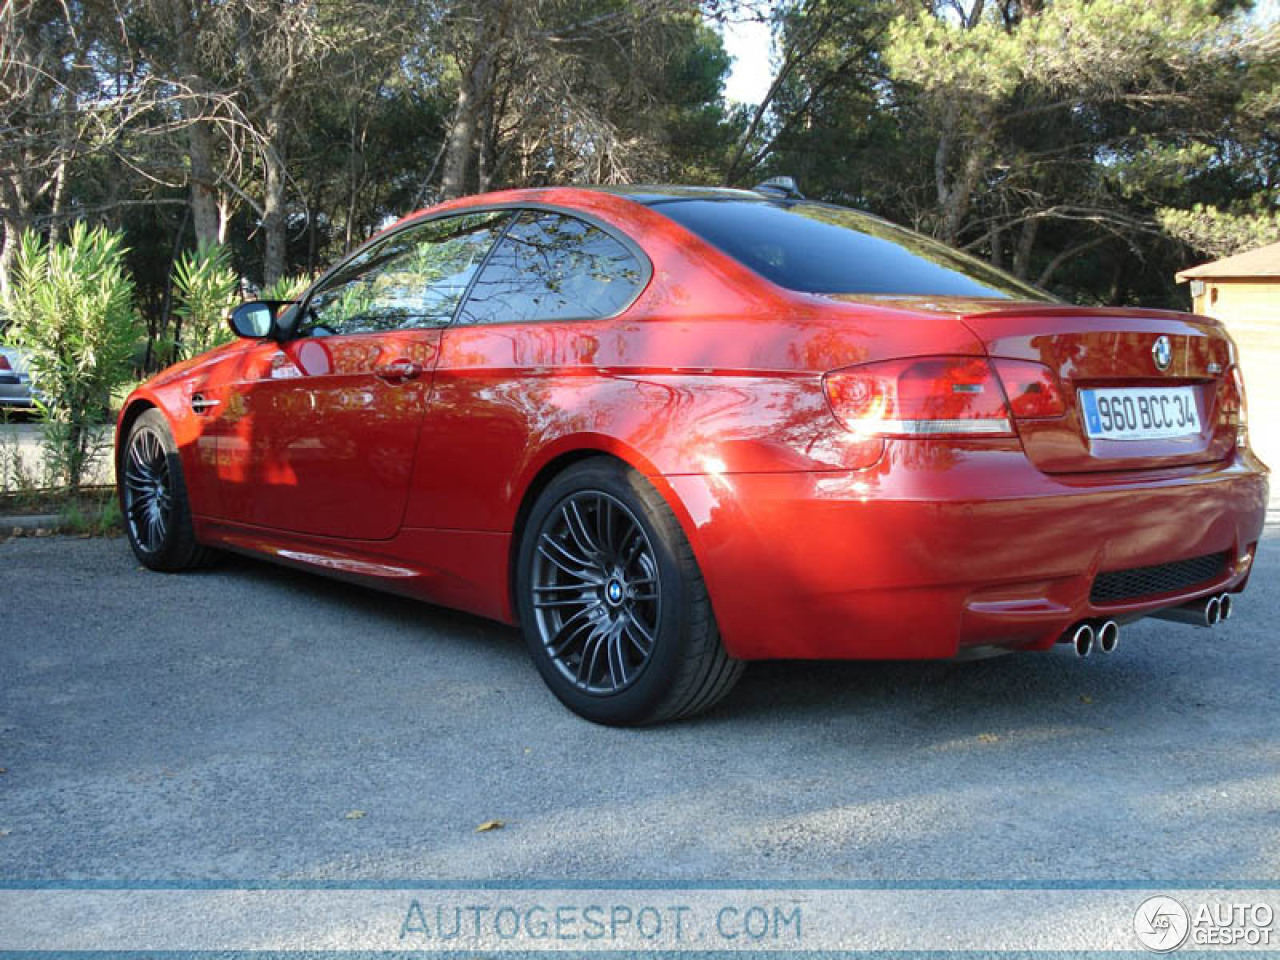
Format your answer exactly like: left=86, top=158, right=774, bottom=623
left=375, top=359, right=423, bottom=383
left=191, top=394, right=220, bottom=413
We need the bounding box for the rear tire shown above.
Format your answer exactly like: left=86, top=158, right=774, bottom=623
left=120, top=409, right=214, bottom=571
left=515, top=457, right=743, bottom=725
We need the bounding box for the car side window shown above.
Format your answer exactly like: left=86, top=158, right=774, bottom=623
left=458, top=211, right=645, bottom=325
left=299, top=211, right=510, bottom=337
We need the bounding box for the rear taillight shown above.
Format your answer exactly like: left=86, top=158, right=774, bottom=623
left=1221, top=364, right=1248, bottom=446
left=992, top=359, right=1066, bottom=419
left=0, top=355, right=11, bottom=372
left=823, top=356, right=1013, bottom=437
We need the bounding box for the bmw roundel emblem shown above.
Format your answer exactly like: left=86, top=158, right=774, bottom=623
left=1152, top=335, right=1172, bottom=372
left=606, top=579, right=624, bottom=604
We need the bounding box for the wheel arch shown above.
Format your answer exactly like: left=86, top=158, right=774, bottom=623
left=115, top=397, right=159, bottom=491
left=505, top=435, right=704, bottom=625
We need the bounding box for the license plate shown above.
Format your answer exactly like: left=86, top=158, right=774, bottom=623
left=1080, top=386, right=1201, bottom=441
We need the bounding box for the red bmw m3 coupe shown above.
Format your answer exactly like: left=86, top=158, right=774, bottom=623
left=116, top=182, right=1269, bottom=724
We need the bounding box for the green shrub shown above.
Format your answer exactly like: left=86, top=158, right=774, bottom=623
left=260, top=273, right=311, bottom=302
left=173, top=243, right=239, bottom=359
left=5, top=224, right=142, bottom=493
left=58, top=491, right=122, bottom=536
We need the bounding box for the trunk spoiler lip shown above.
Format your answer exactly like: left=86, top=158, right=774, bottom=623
left=818, top=293, right=1220, bottom=327
left=958, top=302, right=1220, bottom=327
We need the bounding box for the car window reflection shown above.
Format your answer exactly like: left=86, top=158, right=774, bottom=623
left=654, top=199, right=1053, bottom=301
left=302, top=211, right=510, bottom=336
left=460, top=212, right=644, bottom=325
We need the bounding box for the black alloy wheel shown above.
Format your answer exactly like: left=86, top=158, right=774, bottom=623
left=516, top=457, right=743, bottom=725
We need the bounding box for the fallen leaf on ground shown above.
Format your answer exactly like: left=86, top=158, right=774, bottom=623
left=1079, top=694, right=1093, bottom=704
left=343, top=810, right=366, bottom=820
left=475, top=820, right=505, bottom=833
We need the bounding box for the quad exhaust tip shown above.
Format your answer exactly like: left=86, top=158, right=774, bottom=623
left=1097, top=619, right=1120, bottom=655
left=1071, top=622, right=1094, bottom=658
left=1149, top=592, right=1236, bottom=629
left=1065, top=592, right=1236, bottom=653
left=1062, top=619, right=1117, bottom=658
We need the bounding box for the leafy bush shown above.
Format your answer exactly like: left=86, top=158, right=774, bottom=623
left=58, top=490, right=123, bottom=536
left=260, top=273, right=311, bottom=302
left=6, top=224, right=142, bottom=492
left=173, top=243, right=240, bottom=360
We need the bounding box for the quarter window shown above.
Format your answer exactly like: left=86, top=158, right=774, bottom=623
left=299, top=211, right=510, bottom=336
left=459, top=211, right=645, bottom=325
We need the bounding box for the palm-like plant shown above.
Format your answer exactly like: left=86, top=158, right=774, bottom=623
left=260, top=273, right=311, bottom=303
left=173, top=243, right=240, bottom=360
left=6, top=224, right=141, bottom=492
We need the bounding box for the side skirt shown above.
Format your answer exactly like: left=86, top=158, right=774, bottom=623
left=193, top=517, right=515, bottom=624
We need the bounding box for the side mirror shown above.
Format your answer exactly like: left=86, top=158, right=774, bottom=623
left=228, top=301, right=293, bottom=340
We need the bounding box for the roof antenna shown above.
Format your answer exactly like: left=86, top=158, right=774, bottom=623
left=753, top=176, right=804, bottom=199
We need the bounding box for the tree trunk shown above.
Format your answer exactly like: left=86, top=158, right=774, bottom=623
left=154, top=204, right=191, bottom=368
left=0, top=176, right=28, bottom=301
left=1012, top=218, right=1038, bottom=279
left=216, top=196, right=232, bottom=244
left=49, top=157, right=68, bottom=242
left=261, top=116, right=287, bottom=285
left=307, top=190, right=320, bottom=274
left=440, top=9, right=496, bottom=201
left=934, top=120, right=953, bottom=216
left=168, top=0, right=222, bottom=249
left=187, top=120, right=222, bottom=248
left=938, top=143, right=987, bottom=245
left=344, top=112, right=362, bottom=253
left=441, top=64, right=480, bottom=199
left=0, top=217, right=19, bottom=302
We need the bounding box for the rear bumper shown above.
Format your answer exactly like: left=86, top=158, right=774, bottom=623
left=0, top=380, right=34, bottom=407
left=667, top=443, right=1269, bottom=660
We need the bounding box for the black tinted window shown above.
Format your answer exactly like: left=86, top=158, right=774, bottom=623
left=654, top=199, right=1049, bottom=300
left=300, top=211, right=509, bottom=336
left=459, top=211, right=645, bottom=325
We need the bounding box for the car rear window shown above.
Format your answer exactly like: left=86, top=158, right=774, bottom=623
left=652, top=198, right=1050, bottom=300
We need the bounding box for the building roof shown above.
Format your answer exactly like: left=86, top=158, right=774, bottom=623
left=1176, top=240, right=1280, bottom=282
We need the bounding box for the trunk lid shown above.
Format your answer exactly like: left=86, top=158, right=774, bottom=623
left=957, top=302, right=1237, bottom=473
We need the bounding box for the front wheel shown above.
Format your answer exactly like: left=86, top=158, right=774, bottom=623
left=120, top=409, right=213, bottom=571
left=515, top=458, right=743, bottom=725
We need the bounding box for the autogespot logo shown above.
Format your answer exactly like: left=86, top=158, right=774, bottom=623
left=1135, top=896, right=1191, bottom=952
